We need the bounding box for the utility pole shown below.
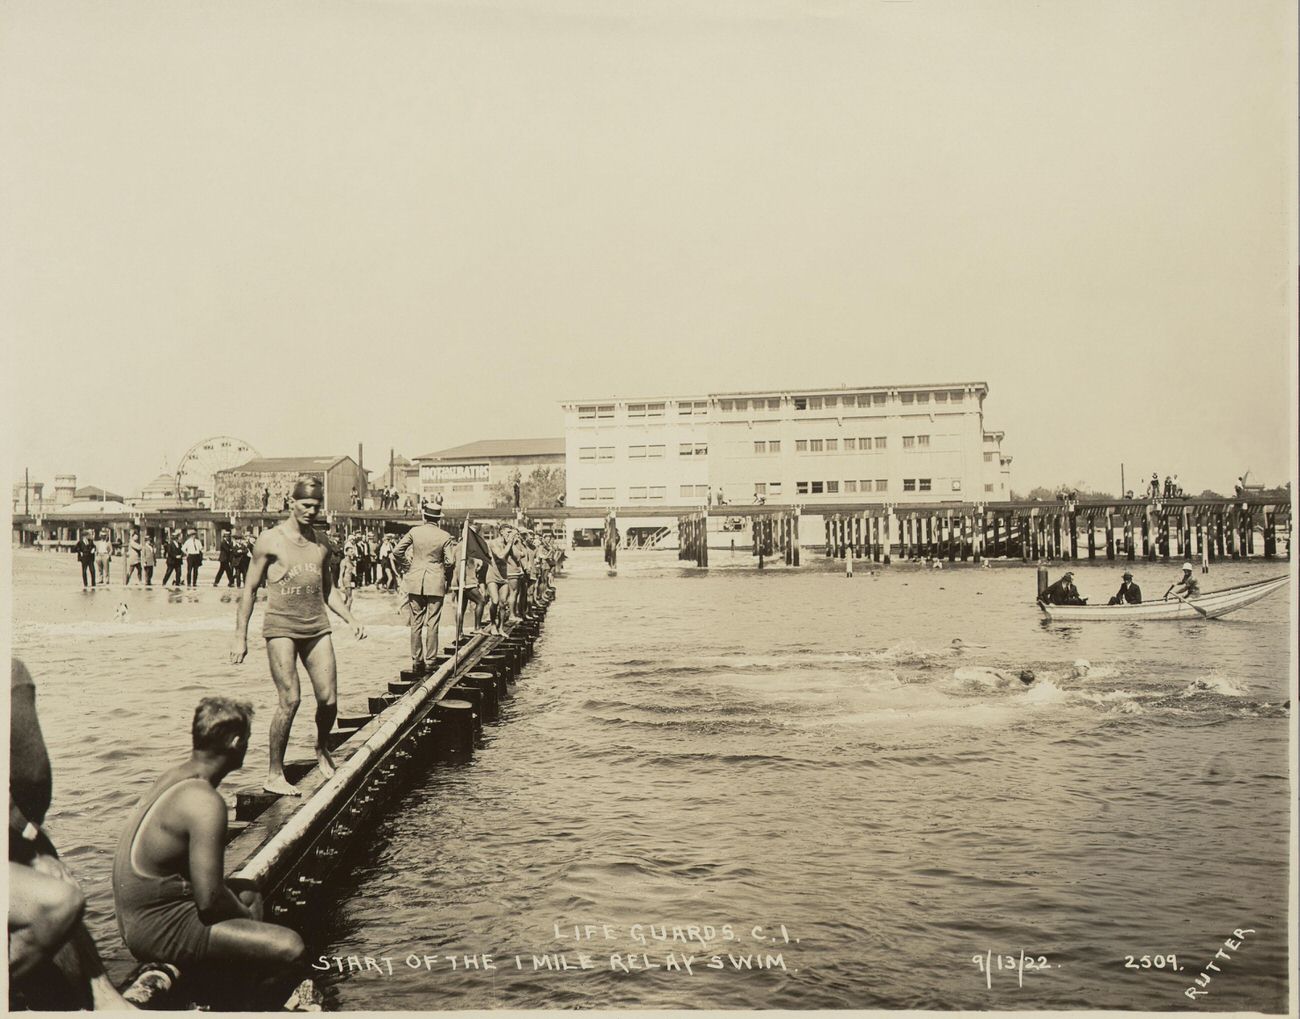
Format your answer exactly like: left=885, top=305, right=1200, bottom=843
left=1120, top=463, right=1125, bottom=498
left=24, top=467, right=29, bottom=515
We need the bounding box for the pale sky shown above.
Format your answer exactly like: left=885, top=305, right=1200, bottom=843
left=2, top=0, right=1296, bottom=499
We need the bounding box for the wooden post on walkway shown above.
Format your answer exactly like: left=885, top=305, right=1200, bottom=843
left=792, top=506, right=801, bottom=567
left=883, top=508, right=892, bottom=565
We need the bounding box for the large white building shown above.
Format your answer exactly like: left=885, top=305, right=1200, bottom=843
left=562, top=382, right=1011, bottom=508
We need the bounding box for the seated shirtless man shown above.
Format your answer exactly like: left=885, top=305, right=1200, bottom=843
left=112, top=697, right=303, bottom=969
left=231, top=476, right=366, bottom=795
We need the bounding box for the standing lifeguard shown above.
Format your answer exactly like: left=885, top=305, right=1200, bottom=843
left=230, top=477, right=366, bottom=796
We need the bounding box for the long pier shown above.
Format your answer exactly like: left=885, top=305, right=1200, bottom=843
left=11, top=496, right=1291, bottom=563
left=116, top=599, right=553, bottom=1010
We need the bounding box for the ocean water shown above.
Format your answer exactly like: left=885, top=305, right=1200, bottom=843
left=9, top=548, right=1294, bottom=1011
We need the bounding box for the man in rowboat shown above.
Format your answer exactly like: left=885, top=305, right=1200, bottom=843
left=1108, top=571, right=1143, bottom=605
left=1163, top=563, right=1200, bottom=602
left=1038, top=571, right=1087, bottom=606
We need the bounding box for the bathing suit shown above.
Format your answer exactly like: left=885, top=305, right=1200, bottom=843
left=486, top=541, right=510, bottom=586
left=112, top=777, right=214, bottom=966
left=262, top=534, right=331, bottom=641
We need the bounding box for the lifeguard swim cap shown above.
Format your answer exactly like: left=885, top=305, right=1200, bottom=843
left=292, top=477, right=324, bottom=500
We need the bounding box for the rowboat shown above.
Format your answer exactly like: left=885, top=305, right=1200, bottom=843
left=1038, top=574, right=1289, bottom=621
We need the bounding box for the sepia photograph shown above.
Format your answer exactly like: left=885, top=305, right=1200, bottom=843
left=3, top=0, right=1297, bottom=1013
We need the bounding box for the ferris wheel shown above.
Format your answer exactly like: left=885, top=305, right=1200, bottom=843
left=176, top=436, right=260, bottom=505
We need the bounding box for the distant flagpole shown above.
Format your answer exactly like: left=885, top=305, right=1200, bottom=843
left=453, top=516, right=470, bottom=674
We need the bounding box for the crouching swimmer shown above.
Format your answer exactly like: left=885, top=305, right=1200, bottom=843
left=112, top=698, right=304, bottom=971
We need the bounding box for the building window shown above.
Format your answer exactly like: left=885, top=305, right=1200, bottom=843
left=919, top=478, right=932, bottom=492
left=769, top=481, right=782, bottom=495
left=769, top=440, right=781, bottom=453
left=754, top=482, right=767, bottom=495
left=811, top=481, right=824, bottom=494
left=578, top=405, right=596, bottom=420
left=903, top=479, right=916, bottom=492
left=695, top=443, right=708, bottom=456
left=872, top=393, right=886, bottom=406
left=580, top=487, right=596, bottom=501
left=598, top=447, right=614, bottom=461
left=598, top=487, right=614, bottom=499
left=844, top=480, right=858, bottom=493
left=679, top=443, right=693, bottom=457
left=808, top=396, right=823, bottom=410
left=627, top=403, right=646, bottom=419
left=733, top=399, right=748, bottom=412
left=901, top=393, right=914, bottom=404
left=949, top=391, right=963, bottom=403
left=647, top=402, right=665, bottom=418
left=629, top=445, right=646, bottom=459
left=826, top=438, right=838, bottom=451
left=720, top=399, right=734, bottom=411
left=876, top=479, right=888, bottom=492
left=984, top=483, right=995, bottom=493
left=826, top=480, right=839, bottom=493
left=694, top=485, right=709, bottom=497
left=796, top=481, right=809, bottom=495
left=754, top=441, right=766, bottom=454
left=648, top=445, right=665, bottom=459
left=793, top=397, right=807, bottom=410
left=680, top=485, right=694, bottom=498
left=983, top=452, right=994, bottom=462
left=810, top=439, right=824, bottom=452
left=844, top=438, right=856, bottom=451
left=917, top=435, right=930, bottom=448
left=916, top=392, right=929, bottom=404
left=629, top=486, right=647, bottom=500
left=934, top=391, right=948, bottom=403
left=597, top=405, right=614, bottom=420
left=649, top=486, right=665, bottom=500
left=825, top=396, right=838, bottom=408
left=903, top=436, right=915, bottom=449
left=767, top=398, right=781, bottom=410
left=875, top=436, right=887, bottom=449
left=796, top=439, right=808, bottom=453
left=579, top=447, right=596, bottom=461
left=951, top=479, right=962, bottom=492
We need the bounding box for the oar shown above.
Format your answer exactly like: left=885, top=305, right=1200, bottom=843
left=1176, top=594, right=1210, bottom=618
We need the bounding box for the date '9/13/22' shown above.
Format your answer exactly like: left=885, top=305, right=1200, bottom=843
left=971, top=951, right=1056, bottom=989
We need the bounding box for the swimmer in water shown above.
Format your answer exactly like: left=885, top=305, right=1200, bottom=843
left=952, top=666, right=1036, bottom=687
left=231, top=477, right=366, bottom=796
left=114, top=603, right=129, bottom=623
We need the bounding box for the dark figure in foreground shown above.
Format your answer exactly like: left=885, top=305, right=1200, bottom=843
left=1038, top=571, right=1087, bottom=606
left=112, top=697, right=304, bottom=970
left=9, top=659, right=134, bottom=1010
left=1108, top=571, right=1142, bottom=605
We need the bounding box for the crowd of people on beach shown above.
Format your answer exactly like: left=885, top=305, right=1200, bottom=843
left=15, top=477, right=567, bottom=1007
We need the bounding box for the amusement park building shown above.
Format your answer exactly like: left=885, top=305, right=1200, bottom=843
left=213, top=455, right=364, bottom=512
left=411, top=438, right=565, bottom=510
